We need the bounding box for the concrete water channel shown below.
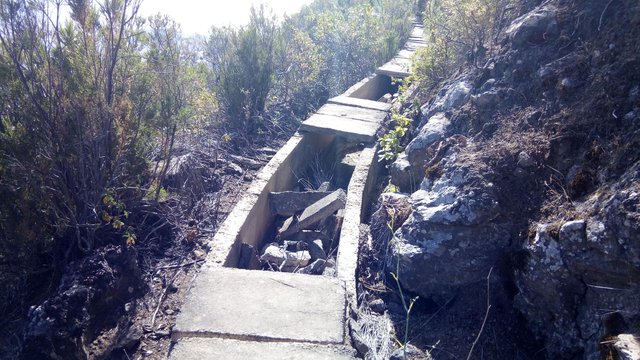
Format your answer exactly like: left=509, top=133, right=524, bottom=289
left=169, top=24, right=426, bottom=359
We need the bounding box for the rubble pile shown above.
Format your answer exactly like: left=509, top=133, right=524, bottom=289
left=260, top=188, right=347, bottom=275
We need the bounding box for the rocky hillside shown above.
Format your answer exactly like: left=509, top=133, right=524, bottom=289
left=376, top=0, right=639, bottom=358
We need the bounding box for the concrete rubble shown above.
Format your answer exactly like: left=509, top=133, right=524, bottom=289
left=259, top=188, right=347, bottom=275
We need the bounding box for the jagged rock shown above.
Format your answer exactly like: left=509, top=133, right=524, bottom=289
left=297, top=259, right=327, bottom=275
left=420, top=81, right=472, bottom=118
left=260, top=243, right=287, bottom=266
left=406, top=113, right=450, bottom=167
left=281, top=251, right=311, bottom=271
left=369, top=298, right=386, bottom=314
left=515, top=164, right=640, bottom=359
left=389, top=344, right=427, bottom=360
left=388, top=161, right=504, bottom=302
left=279, top=189, right=346, bottom=238
left=229, top=154, right=262, bottom=170
left=471, top=90, right=499, bottom=108
left=614, top=334, right=640, bottom=360
left=517, top=151, right=536, bottom=168
left=224, top=162, right=243, bottom=175
left=306, top=239, right=326, bottom=261
left=24, top=245, right=142, bottom=359
left=559, top=220, right=586, bottom=243
left=269, top=191, right=333, bottom=216
left=505, top=3, right=558, bottom=47
left=390, top=152, right=418, bottom=192
left=290, top=230, right=331, bottom=246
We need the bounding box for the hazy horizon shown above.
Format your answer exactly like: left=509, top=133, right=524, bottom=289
left=139, top=0, right=315, bottom=35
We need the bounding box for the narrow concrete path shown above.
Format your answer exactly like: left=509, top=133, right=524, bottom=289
left=170, top=268, right=353, bottom=359
left=168, top=23, right=424, bottom=359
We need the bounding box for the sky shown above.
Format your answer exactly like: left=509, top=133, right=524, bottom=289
left=138, top=0, right=315, bottom=35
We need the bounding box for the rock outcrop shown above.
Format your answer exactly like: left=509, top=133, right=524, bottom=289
left=375, top=0, right=640, bottom=358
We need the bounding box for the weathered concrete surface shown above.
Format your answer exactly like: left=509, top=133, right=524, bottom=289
left=377, top=56, right=412, bottom=78
left=174, top=268, right=346, bottom=343
left=300, top=113, right=380, bottom=143
left=317, top=103, right=388, bottom=124
left=336, top=146, right=380, bottom=299
left=342, top=73, right=393, bottom=101
left=328, top=95, right=392, bottom=112
left=170, top=338, right=356, bottom=360
left=269, top=190, right=332, bottom=216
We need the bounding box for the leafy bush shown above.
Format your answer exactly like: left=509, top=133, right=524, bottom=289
left=378, top=114, right=412, bottom=161
left=411, top=0, right=516, bottom=87
left=208, top=6, right=277, bottom=133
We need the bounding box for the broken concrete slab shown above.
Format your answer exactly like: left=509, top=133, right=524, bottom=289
left=316, top=103, right=388, bottom=124
left=173, top=268, right=346, bottom=344
left=169, top=337, right=356, bottom=360
left=269, top=191, right=333, bottom=216
left=327, top=95, right=392, bottom=112
left=300, top=114, right=380, bottom=143
left=279, top=189, right=347, bottom=238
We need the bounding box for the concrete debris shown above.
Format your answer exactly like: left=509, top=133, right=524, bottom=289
left=279, top=189, right=346, bottom=238
left=261, top=189, right=347, bottom=275
left=614, top=334, right=640, bottom=360
left=269, top=191, right=333, bottom=216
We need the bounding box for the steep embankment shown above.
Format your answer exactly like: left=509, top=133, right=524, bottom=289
left=370, top=0, right=639, bottom=359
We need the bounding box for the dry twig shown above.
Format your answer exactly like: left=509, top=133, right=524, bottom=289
left=466, top=267, right=493, bottom=360
left=150, top=269, right=182, bottom=328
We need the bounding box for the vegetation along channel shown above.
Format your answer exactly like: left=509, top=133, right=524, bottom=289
left=0, top=0, right=638, bottom=359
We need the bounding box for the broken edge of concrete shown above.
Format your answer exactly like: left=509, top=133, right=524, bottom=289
left=336, top=146, right=380, bottom=301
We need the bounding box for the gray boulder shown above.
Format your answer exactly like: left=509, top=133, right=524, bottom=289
left=405, top=113, right=450, bottom=167
left=515, top=163, right=640, bottom=359
left=471, top=90, right=500, bottom=109
left=389, top=152, right=419, bottom=192
left=388, top=161, right=505, bottom=302
left=505, top=3, right=558, bottom=47
left=420, top=81, right=472, bottom=118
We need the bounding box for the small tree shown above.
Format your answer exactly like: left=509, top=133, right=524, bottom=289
left=212, top=5, right=276, bottom=133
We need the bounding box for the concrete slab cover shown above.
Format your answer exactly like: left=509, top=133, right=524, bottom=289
left=169, top=338, right=356, bottom=360
left=300, top=113, right=380, bottom=143
left=377, top=56, right=411, bottom=78
left=174, top=268, right=346, bottom=344
left=396, top=49, right=414, bottom=59
left=317, top=103, right=388, bottom=124
left=328, top=95, right=392, bottom=112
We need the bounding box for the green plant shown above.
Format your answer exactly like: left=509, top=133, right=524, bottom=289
left=383, top=179, right=400, bottom=193
left=406, top=0, right=517, bottom=89
left=378, top=114, right=411, bottom=161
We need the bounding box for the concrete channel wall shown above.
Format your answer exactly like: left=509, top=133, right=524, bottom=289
left=205, top=132, right=335, bottom=268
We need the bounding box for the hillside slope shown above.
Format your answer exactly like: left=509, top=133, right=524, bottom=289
left=376, top=0, right=639, bottom=358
